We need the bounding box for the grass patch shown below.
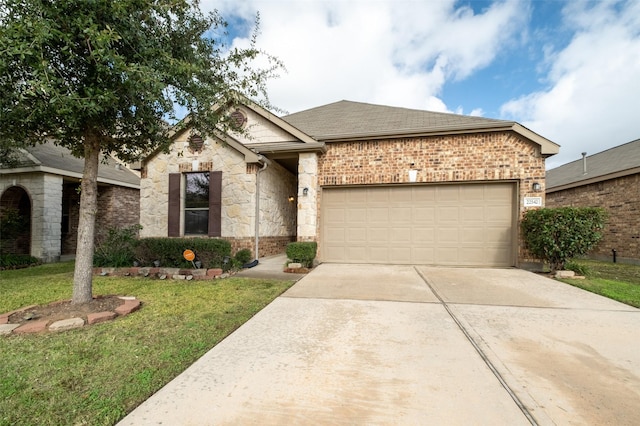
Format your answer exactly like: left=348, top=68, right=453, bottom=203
left=559, top=259, right=640, bottom=308
left=0, top=262, right=294, bottom=425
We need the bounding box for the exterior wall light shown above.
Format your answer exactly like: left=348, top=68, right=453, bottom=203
left=532, top=182, right=541, bottom=192
left=303, top=187, right=309, bottom=196
left=288, top=195, right=295, bottom=202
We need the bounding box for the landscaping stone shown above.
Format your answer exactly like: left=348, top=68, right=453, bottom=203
left=207, top=268, right=223, bottom=277
left=555, top=270, right=576, bottom=278
left=49, top=317, right=85, bottom=332
left=14, top=320, right=49, bottom=334
left=173, top=274, right=187, bottom=280
left=87, top=311, right=117, bottom=325
left=287, top=263, right=302, bottom=269
left=118, top=296, right=137, bottom=301
left=0, top=324, right=20, bottom=335
left=115, top=299, right=141, bottom=316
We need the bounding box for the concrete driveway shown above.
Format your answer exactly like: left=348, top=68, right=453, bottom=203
left=118, top=264, right=640, bottom=425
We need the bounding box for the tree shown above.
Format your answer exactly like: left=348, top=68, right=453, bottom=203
left=521, top=207, right=607, bottom=271
left=0, top=0, right=282, bottom=303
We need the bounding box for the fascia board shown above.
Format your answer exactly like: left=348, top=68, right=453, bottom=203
left=0, top=166, right=140, bottom=189
left=546, top=167, right=640, bottom=193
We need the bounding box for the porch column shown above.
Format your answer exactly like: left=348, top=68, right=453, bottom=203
left=297, top=153, right=318, bottom=242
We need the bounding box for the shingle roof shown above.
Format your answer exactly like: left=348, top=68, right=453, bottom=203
left=282, top=100, right=512, bottom=141
left=546, top=138, right=640, bottom=191
left=1, top=141, right=140, bottom=188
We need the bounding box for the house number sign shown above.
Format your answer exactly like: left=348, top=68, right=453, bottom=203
left=524, top=197, right=542, bottom=207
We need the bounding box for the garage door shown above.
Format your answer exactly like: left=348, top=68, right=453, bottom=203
left=321, top=183, right=515, bottom=266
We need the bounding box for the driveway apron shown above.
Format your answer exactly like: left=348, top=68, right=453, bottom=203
left=118, top=264, right=640, bottom=426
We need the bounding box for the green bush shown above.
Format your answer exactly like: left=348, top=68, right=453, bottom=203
left=521, top=207, right=607, bottom=271
left=135, top=237, right=231, bottom=269
left=286, top=242, right=317, bottom=268
left=234, top=248, right=253, bottom=265
left=0, top=254, right=40, bottom=269
left=94, top=225, right=142, bottom=267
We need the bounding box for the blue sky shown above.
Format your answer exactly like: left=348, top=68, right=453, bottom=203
left=204, top=0, right=640, bottom=169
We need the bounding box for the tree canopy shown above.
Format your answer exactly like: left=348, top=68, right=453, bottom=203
left=0, top=0, right=283, bottom=303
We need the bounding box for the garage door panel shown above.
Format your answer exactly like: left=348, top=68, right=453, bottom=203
left=322, top=183, right=514, bottom=266
left=413, top=207, right=435, bottom=222
left=390, top=228, right=412, bottom=243
left=368, top=227, right=388, bottom=242
left=437, top=206, right=459, bottom=222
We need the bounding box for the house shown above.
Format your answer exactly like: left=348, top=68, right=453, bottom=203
left=546, top=139, right=640, bottom=264
left=140, top=100, right=559, bottom=267
left=0, top=141, right=140, bottom=262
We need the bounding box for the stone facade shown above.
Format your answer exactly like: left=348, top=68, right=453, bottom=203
left=314, top=132, right=547, bottom=265
left=140, top=121, right=297, bottom=258
left=1, top=172, right=139, bottom=261
left=546, top=173, right=640, bottom=263
left=0, top=173, right=62, bottom=262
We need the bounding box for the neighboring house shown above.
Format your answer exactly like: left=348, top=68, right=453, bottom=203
left=0, top=141, right=140, bottom=262
left=546, top=139, right=640, bottom=264
left=141, top=99, right=559, bottom=268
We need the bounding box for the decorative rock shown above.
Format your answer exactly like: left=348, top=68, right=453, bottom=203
left=159, top=274, right=167, bottom=280
left=555, top=270, right=576, bottom=278
left=87, top=311, right=117, bottom=325
left=287, top=263, right=302, bottom=269
left=0, top=324, right=20, bottom=335
left=49, top=317, right=85, bottom=332
left=186, top=275, right=194, bottom=281
left=14, top=320, right=49, bottom=334
left=118, top=296, right=137, bottom=301
left=172, top=274, right=186, bottom=280
left=115, top=299, right=141, bottom=316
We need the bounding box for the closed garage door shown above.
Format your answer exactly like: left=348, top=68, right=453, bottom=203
left=321, top=183, right=515, bottom=266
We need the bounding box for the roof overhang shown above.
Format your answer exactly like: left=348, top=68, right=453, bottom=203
left=547, top=166, right=640, bottom=193
left=313, top=121, right=560, bottom=157
left=0, top=166, right=140, bottom=189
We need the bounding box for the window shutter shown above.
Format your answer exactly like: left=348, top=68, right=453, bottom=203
left=208, top=171, right=222, bottom=237
left=168, top=173, right=181, bottom=237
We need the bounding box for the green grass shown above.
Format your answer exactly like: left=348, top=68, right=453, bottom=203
left=561, top=259, right=640, bottom=308
left=0, top=262, right=295, bottom=426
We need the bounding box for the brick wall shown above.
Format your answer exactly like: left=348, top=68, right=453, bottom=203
left=63, top=184, right=140, bottom=254
left=546, top=173, right=640, bottom=263
left=316, top=131, right=547, bottom=265
left=227, top=236, right=296, bottom=259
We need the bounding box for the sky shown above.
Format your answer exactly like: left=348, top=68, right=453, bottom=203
left=202, top=0, right=640, bottom=169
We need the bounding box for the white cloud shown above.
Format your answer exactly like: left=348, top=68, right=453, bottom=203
left=501, top=0, right=640, bottom=169
left=206, top=0, right=527, bottom=114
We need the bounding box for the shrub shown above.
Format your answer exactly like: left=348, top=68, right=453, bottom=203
left=135, top=238, right=231, bottom=269
left=94, top=225, right=142, bottom=267
left=0, top=254, right=40, bottom=269
left=234, top=248, right=253, bottom=265
left=521, top=207, right=607, bottom=271
left=286, top=242, right=317, bottom=268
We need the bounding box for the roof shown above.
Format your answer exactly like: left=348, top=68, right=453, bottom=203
left=546, top=138, right=640, bottom=192
left=281, top=100, right=559, bottom=156
left=0, top=141, right=140, bottom=188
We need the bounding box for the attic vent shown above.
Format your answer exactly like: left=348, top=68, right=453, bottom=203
left=188, top=134, right=204, bottom=153
left=230, top=109, right=247, bottom=129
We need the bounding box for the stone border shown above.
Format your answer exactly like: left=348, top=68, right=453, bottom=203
left=0, top=297, right=141, bottom=336
left=93, top=267, right=225, bottom=280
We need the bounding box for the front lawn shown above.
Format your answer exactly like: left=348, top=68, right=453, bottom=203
left=0, top=262, right=294, bottom=426
left=562, top=259, right=640, bottom=308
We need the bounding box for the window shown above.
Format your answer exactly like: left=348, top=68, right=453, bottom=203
left=168, top=171, right=222, bottom=238
left=184, top=172, right=209, bottom=235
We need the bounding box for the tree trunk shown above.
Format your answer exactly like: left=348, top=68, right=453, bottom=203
left=72, top=132, right=101, bottom=304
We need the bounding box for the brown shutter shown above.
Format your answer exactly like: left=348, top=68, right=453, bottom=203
left=168, top=173, right=181, bottom=237
left=208, top=171, right=222, bottom=237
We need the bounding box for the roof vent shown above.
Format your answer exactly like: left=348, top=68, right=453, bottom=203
left=582, top=152, right=587, bottom=174
left=230, top=109, right=248, bottom=129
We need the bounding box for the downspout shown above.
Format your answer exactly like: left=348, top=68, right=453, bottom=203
left=254, top=156, right=270, bottom=262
